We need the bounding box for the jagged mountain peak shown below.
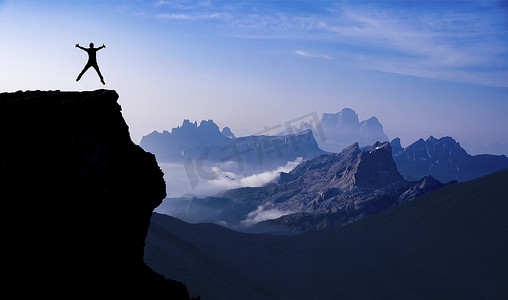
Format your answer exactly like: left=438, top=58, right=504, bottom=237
left=198, top=119, right=220, bottom=129
left=321, top=108, right=360, bottom=129
left=174, top=119, right=220, bottom=133
left=221, top=126, right=236, bottom=139
left=393, top=135, right=508, bottom=182
left=354, top=141, right=405, bottom=188
left=391, top=137, right=401, bottom=144
left=338, top=142, right=361, bottom=158
left=179, top=119, right=198, bottom=130
left=342, top=142, right=360, bottom=151
left=390, top=137, right=404, bottom=156
left=318, top=108, right=389, bottom=153
left=367, top=141, right=390, bottom=152
left=426, top=135, right=456, bottom=145
left=406, top=136, right=468, bottom=158
left=361, top=116, right=382, bottom=126
left=337, top=108, right=359, bottom=127
left=281, top=141, right=403, bottom=190
left=415, top=138, right=426, bottom=145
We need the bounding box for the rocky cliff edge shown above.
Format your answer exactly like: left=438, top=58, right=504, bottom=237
left=1, top=90, right=193, bottom=298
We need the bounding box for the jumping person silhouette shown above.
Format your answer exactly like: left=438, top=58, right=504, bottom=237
left=76, top=42, right=106, bottom=85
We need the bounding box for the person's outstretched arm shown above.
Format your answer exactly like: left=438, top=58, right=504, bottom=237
left=97, top=44, right=106, bottom=50
left=75, top=43, right=86, bottom=51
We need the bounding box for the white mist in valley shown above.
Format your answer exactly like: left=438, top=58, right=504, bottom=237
left=158, top=157, right=303, bottom=198
left=240, top=204, right=294, bottom=227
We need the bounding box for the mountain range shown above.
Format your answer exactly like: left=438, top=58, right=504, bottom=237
left=145, top=168, right=508, bottom=300
left=139, top=107, right=389, bottom=176
left=3, top=89, right=506, bottom=299
left=391, top=136, right=508, bottom=183
left=140, top=119, right=325, bottom=174
left=156, top=141, right=452, bottom=233
left=142, top=110, right=507, bottom=199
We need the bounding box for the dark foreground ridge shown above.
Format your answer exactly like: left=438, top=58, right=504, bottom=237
left=147, top=168, right=508, bottom=299
left=1, top=90, right=192, bottom=298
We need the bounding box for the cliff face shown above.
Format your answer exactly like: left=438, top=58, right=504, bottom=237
left=1, top=90, right=190, bottom=297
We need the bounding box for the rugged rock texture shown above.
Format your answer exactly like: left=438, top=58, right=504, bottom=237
left=254, top=142, right=451, bottom=233
left=158, top=142, right=451, bottom=233
left=391, top=136, right=508, bottom=182
left=1, top=90, right=192, bottom=298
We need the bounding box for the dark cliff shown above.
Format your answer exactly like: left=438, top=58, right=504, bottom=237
left=1, top=90, right=191, bottom=298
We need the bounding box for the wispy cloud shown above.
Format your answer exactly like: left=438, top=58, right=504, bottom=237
left=295, top=50, right=332, bottom=60
left=158, top=13, right=194, bottom=20
left=154, top=0, right=210, bottom=10
left=323, top=4, right=508, bottom=86
left=159, top=157, right=302, bottom=198
left=157, top=11, right=228, bottom=21
left=240, top=204, right=293, bottom=227
left=141, top=1, right=508, bottom=87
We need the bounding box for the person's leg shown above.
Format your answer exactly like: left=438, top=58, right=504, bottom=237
left=76, top=64, right=92, bottom=81
left=92, top=64, right=105, bottom=85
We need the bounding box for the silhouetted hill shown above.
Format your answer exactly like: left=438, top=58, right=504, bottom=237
left=391, top=136, right=508, bottom=182
left=1, top=90, right=192, bottom=298
left=146, top=169, right=508, bottom=299
left=158, top=141, right=451, bottom=233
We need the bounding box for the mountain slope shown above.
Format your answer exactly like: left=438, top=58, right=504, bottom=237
left=146, top=168, right=508, bottom=299
left=158, top=142, right=451, bottom=233
left=146, top=219, right=278, bottom=300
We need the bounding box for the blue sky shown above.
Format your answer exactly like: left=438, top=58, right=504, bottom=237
left=1, top=0, right=507, bottom=154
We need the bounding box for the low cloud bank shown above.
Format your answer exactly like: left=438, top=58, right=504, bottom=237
left=160, top=157, right=302, bottom=198
left=240, top=204, right=293, bottom=227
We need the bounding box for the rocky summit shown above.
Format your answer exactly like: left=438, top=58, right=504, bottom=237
left=392, top=136, right=508, bottom=182
left=1, top=90, right=192, bottom=298
left=318, top=108, right=389, bottom=152
left=160, top=141, right=452, bottom=233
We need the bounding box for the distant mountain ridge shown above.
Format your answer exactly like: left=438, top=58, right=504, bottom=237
left=141, top=119, right=231, bottom=162
left=318, top=108, right=389, bottom=152
left=391, top=136, right=508, bottom=182
left=157, top=141, right=451, bottom=233
left=140, top=119, right=326, bottom=173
